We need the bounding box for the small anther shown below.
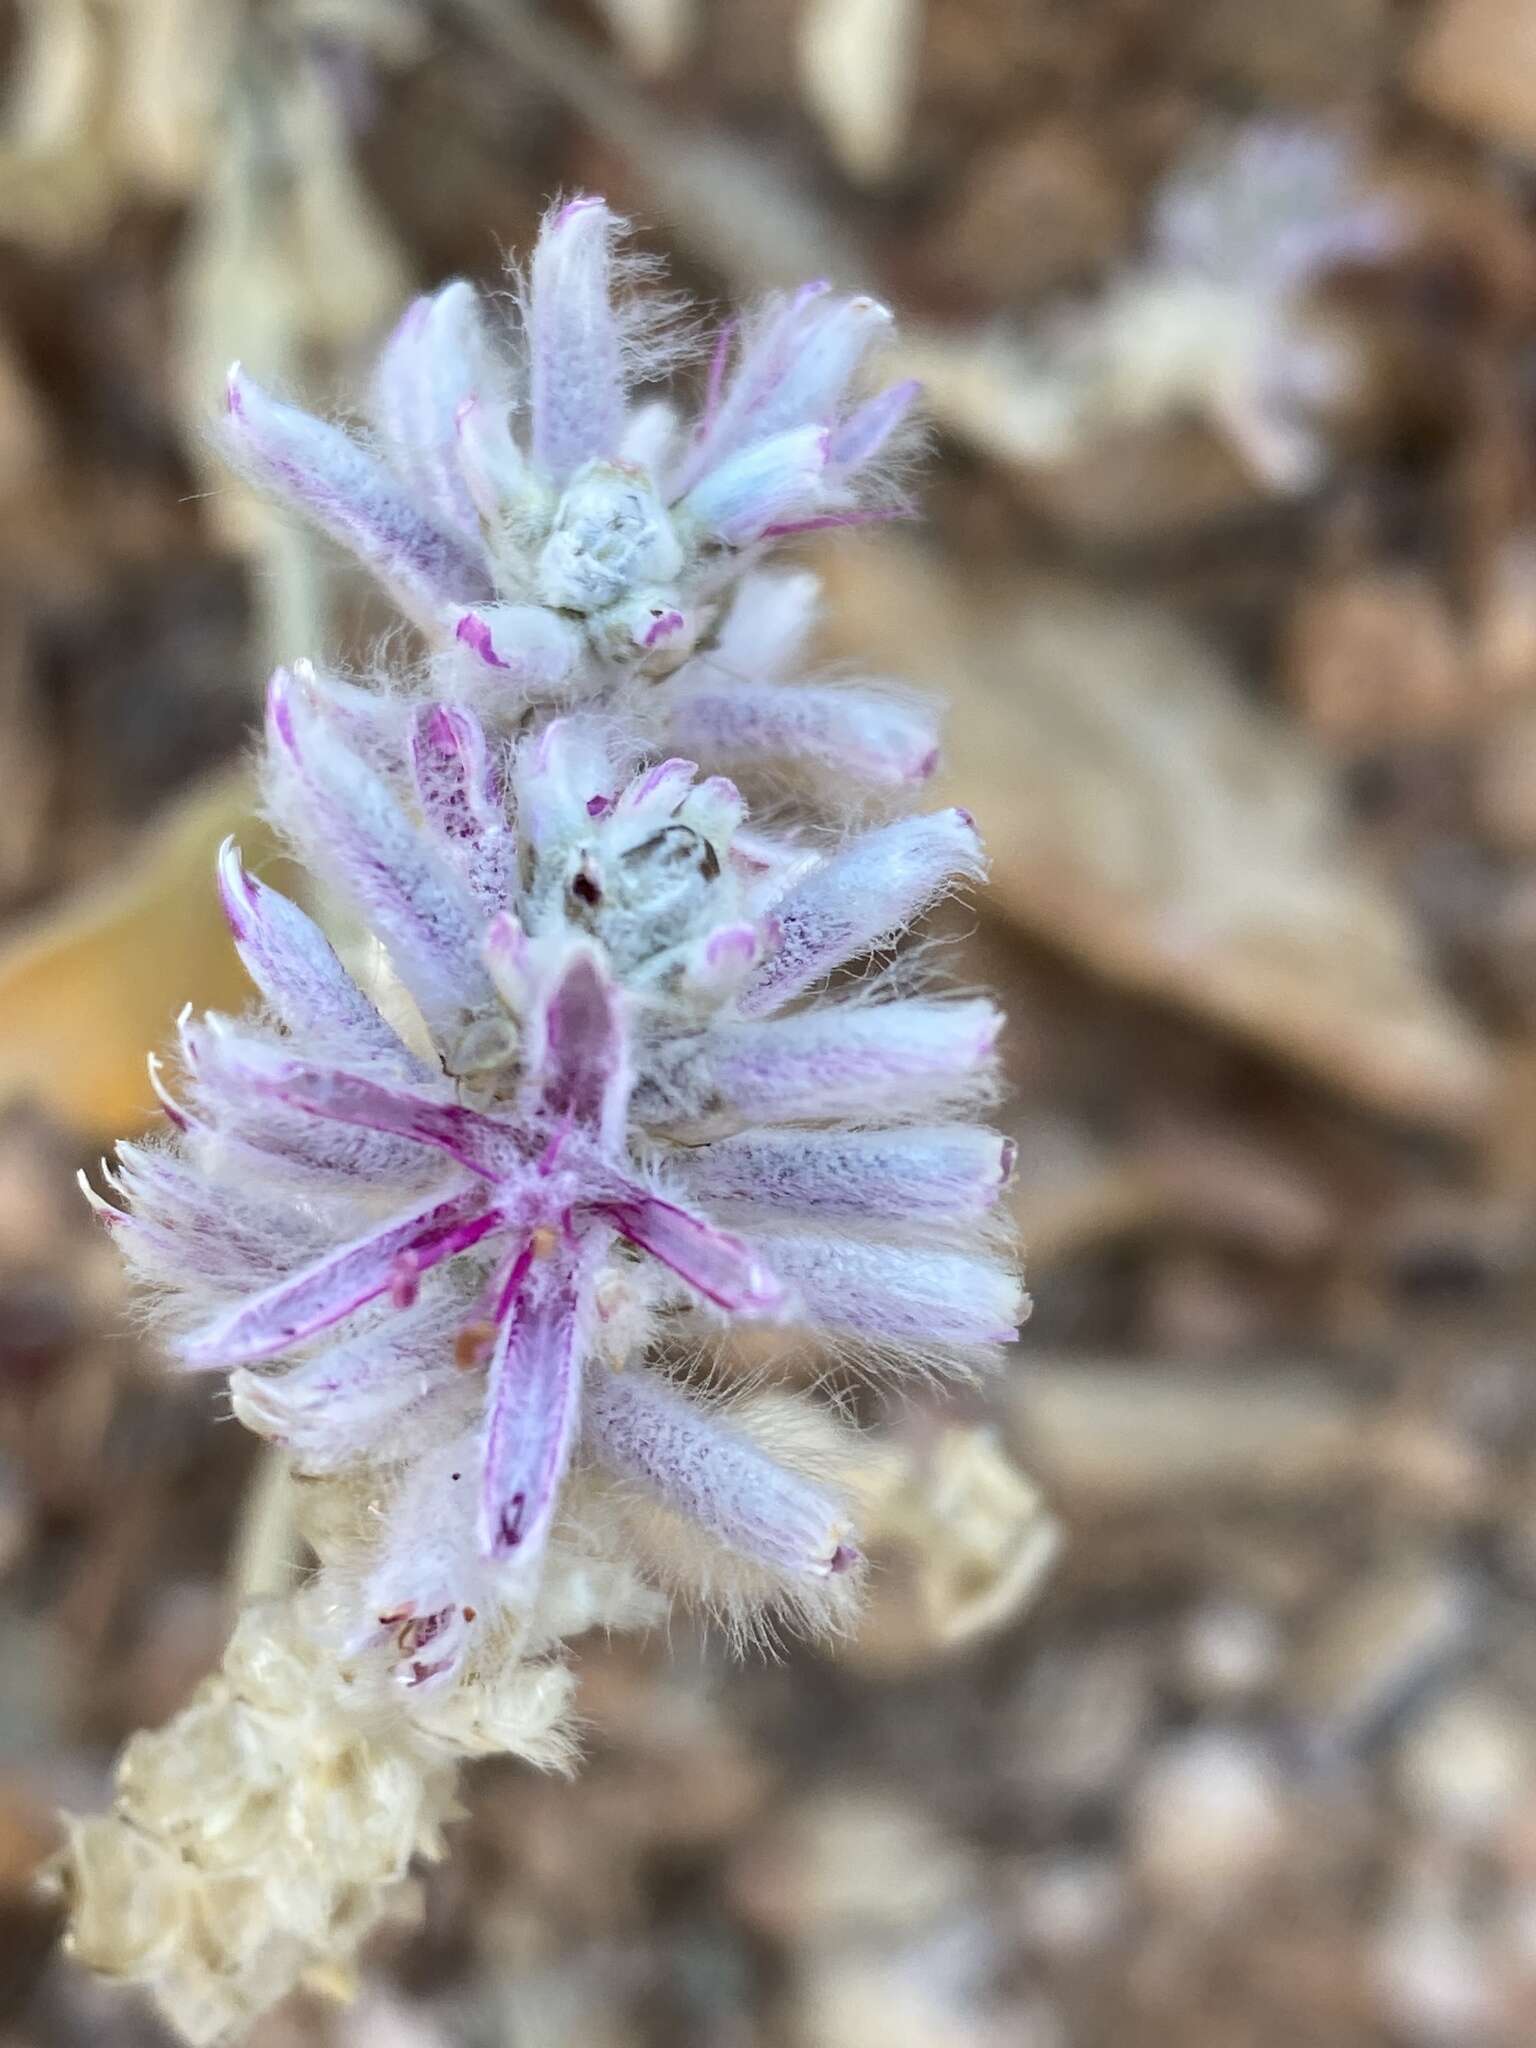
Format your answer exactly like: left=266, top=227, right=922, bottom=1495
left=454, top=1319, right=497, bottom=1369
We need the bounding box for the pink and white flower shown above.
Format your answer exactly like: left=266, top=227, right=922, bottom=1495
left=87, top=667, right=1020, bottom=1689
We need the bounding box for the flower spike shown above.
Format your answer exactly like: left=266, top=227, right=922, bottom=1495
left=62, top=196, right=1024, bottom=2048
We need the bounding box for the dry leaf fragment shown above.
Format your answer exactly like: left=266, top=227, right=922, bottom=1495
left=922, top=126, right=1132, bottom=304
left=798, top=0, right=922, bottom=187
left=590, top=0, right=697, bottom=77
left=0, top=0, right=423, bottom=248
left=461, top=0, right=867, bottom=291
left=848, top=1424, right=1059, bottom=1671
left=173, top=18, right=412, bottom=672
left=1412, top=0, right=1536, bottom=158
left=819, top=542, right=1493, bottom=1131
left=0, top=601, right=51, bottom=907
left=1284, top=570, right=1470, bottom=746
left=1284, top=1558, right=1479, bottom=1746
left=1017, top=1358, right=1367, bottom=1504
left=0, top=769, right=268, bottom=1138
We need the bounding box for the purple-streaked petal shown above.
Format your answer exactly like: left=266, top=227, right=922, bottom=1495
left=205, top=1117, right=441, bottom=1192
left=408, top=703, right=498, bottom=845
left=188, top=1092, right=444, bottom=1193
left=371, top=282, right=504, bottom=550
left=451, top=604, right=581, bottom=690
left=633, top=998, right=1002, bottom=1132
left=408, top=705, right=517, bottom=914
left=192, top=1032, right=526, bottom=1181
left=267, top=667, right=496, bottom=1036
left=746, top=1233, right=1025, bottom=1349
left=93, top=1145, right=335, bottom=1290
left=669, top=285, right=890, bottom=497
left=668, top=283, right=827, bottom=499
left=824, top=377, right=921, bottom=479
left=758, top=505, right=912, bottom=540
left=664, top=679, right=939, bottom=790
left=222, top=365, right=491, bottom=625
left=479, top=1245, right=591, bottom=1562
left=738, top=292, right=894, bottom=445
left=679, top=424, right=829, bottom=547
left=528, top=945, right=632, bottom=1150
left=526, top=196, right=626, bottom=481
left=583, top=1370, right=855, bottom=1577
left=671, top=1125, right=1014, bottom=1220
left=215, top=839, right=419, bottom=1067
left=741, top=808, right=985, bottom=1016
left=597, top=1190, right=789, bottom=1315
left=177, top=1189, right=499, bottom=1370
left=229, top=1288, right=468, bottom=1470
left=179, top=1012, right=441, bottom=1187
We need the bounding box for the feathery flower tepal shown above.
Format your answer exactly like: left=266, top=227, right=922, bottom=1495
left=58, top=197, right=1027, bottom=2043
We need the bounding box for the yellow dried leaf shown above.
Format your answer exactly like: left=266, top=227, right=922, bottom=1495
left=0, top=769, right=269, bottom=1138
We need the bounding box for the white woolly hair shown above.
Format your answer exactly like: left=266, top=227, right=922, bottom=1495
left=670, top=676, right=943, bottom=830
left=575, top=1375, right=869, bottom=1654
left=711, top=283, right=928, bottom=504
left=511, top=196, right=701, bottom=396
left=294, top=1467, right=664, bottom=1765
left=666, top=1300, right=1012, bottom=1404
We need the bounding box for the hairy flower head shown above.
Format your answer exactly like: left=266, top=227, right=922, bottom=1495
left=219, top=195, right=930, bottom=793
left=86, top=665, right=1020, bottom=1690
